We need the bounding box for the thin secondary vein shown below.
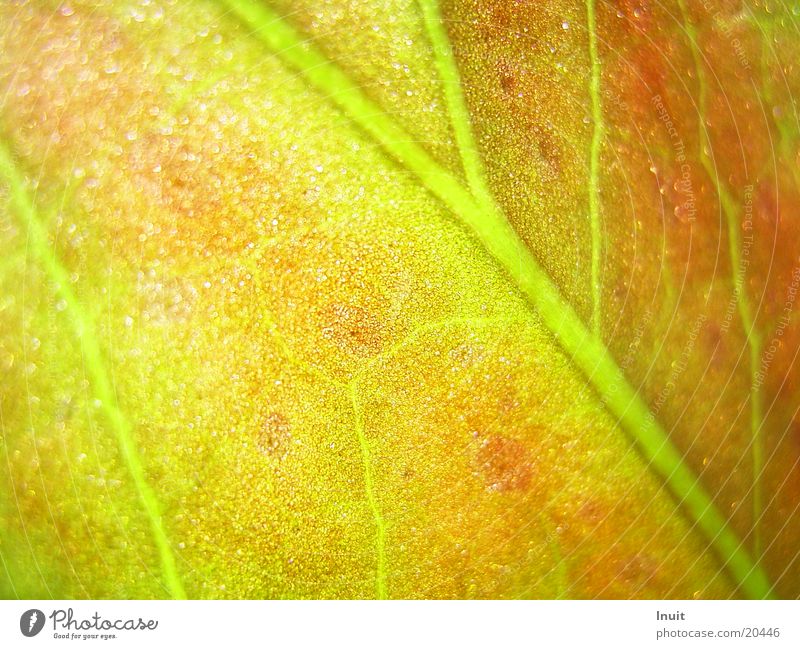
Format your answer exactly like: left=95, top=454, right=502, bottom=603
left=219, top=0, right=772, bottom=598
left=348, top=382, right=388, bottom=599
left=353, top=314, right=524, bottom=383
left=0, top=142, right=187, bottom=600
left=586, top=0, right=604, bottom=335
left=417, top=0, right=497, bottom=214
left=678, top=0, right=765, bottom=562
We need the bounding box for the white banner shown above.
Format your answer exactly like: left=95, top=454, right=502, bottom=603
left=0, top=600, right=797, bottom=648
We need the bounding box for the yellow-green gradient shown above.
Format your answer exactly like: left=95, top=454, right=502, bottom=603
left=1, top=0, right=799, bottom=599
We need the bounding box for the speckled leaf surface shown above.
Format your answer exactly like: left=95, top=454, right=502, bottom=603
left=0, top=0, right=798, bottom=599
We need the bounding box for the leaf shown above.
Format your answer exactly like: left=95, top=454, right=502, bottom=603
left=0, top=0, right=797, bottom=599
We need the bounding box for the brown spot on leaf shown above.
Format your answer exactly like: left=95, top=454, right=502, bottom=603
left=499, top=73, right=516, bottom=94
left=702, top=321, right=727, bottom=369
left=577, top=499, right=606, bottom=525
left=321, top=303, right=384, bottom=356
left=533, top=126, right=562, bottom=175
left=755, top=183, right=780, bottom=227
left=256, top=411, right=292, bottom=458
left=476, top=436, right=533, bottom=492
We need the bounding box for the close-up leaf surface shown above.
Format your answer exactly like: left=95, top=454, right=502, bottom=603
left=1, top=0, right=799, bottom=600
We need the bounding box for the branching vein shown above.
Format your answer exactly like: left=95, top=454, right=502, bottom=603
left=220, top=0, right=771, bottom=598
left=418, top=0, right=497, bottom=215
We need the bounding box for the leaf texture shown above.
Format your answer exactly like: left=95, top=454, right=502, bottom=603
left=0, top=0, right=798, bottom=599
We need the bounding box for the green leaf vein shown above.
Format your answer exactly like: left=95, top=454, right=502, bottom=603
left=0, top=142, right=187, bottom=600
left=218, top=0, right=774, bottom=598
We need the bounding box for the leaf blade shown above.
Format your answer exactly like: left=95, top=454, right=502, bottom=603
left=218, top=0, right=771, bottom=598
left=0, top=141, right=187, bottom=600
